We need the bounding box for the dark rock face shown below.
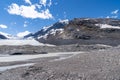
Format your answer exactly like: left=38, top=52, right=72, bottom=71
left=63, top=18, right=120, bottom=39
left=24, top=33, right=33, bottom=39
left=0, top=34, right=7, bottom=39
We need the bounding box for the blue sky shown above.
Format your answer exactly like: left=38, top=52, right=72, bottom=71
left=0, top=0, right=120, bottom=36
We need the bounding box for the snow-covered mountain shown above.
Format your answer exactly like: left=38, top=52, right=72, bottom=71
left=25, top=18, right=120, bottom=45
left=24, top=19, right=69, bottom=39
left=0, top=32, right=15, bottom=39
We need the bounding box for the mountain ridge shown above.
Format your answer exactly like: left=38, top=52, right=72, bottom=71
left=1, top=18, right=120, bottom=46
left=29, top=18, right=120, bottom=45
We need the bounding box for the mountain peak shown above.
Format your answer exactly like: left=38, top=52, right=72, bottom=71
left=59, top=19, right=69, bottom=24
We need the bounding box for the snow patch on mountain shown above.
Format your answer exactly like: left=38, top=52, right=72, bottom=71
left=49, top=28, right=64, bottom=35
left=59, top=19, right=69, bottom=24
left=30, top=19, right=69, bottom=39
left=42, top=19, right=68, bottom=32
left=42, top=25, right=53, bottom=32
left=96, top=24, right=120, bottom=29
left=38, top=28, right=64, bottom=39
left=37, top=33, right=48, bottom=39
left=83, top=18, right=90, bottom=20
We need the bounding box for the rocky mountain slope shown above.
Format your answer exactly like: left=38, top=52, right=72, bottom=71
left=26, top=18, right=120, bottom=46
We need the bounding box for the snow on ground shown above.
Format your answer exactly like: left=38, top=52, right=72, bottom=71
left=0, top=39, right=54, bottom=46
left=95, top=24, right=120, bottom=29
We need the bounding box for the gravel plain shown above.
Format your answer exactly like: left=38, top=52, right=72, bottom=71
left=1, top=44, right=120, bottom=80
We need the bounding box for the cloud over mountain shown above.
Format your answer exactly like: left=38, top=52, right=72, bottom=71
left=7, top=0, right=53, bottom=19
left=111, top=9, right=119, bottom=15
left=17, top=31, right=31, bottom=38
left=24, top=0, right=32, bottom=5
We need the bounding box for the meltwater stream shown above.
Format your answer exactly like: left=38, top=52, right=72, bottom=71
left=0, top=52, right=81, bottom=62
left=0, top=63, right=34, bottom=72
left=0, top=52, right=83, bottom=72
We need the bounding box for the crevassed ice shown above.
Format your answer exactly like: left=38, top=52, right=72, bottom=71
left=0, top=39, right=54, bottom=46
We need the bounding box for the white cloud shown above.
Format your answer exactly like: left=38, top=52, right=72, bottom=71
left=40, top=0, right=52, bottom=7
left=17, top=31, right=31, bottom=38
left=0, top=24, right=8, bottom=29
left=54, top=2, right=58, bottom=5
left=48, top=0, right=52, bottom=7
left=24, top=24, right=27, bottom=27
left=40, top=0, right=47, bottom=6
left=35, top=4, right=42, bottom=9
left=111, top=16, right=118, bottom=18
left=63, top=11, right=67, bottom=19
left=7, top=3, right=53, bottom=19
left=106, top=16, right=110, bottom=18
left=106, top=15, right=118, bottom=19
left=24, top=21, right=28, bottom=27
left=111, top=9, right=119, bottom=15
left=106, top=9, right=119, bottom=19
left=24, top=0, right=32, bottom=5
left=11, top=22, right=17, bottom=25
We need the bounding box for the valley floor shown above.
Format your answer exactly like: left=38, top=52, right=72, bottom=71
left=0, top=45, right=120, bottom=80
